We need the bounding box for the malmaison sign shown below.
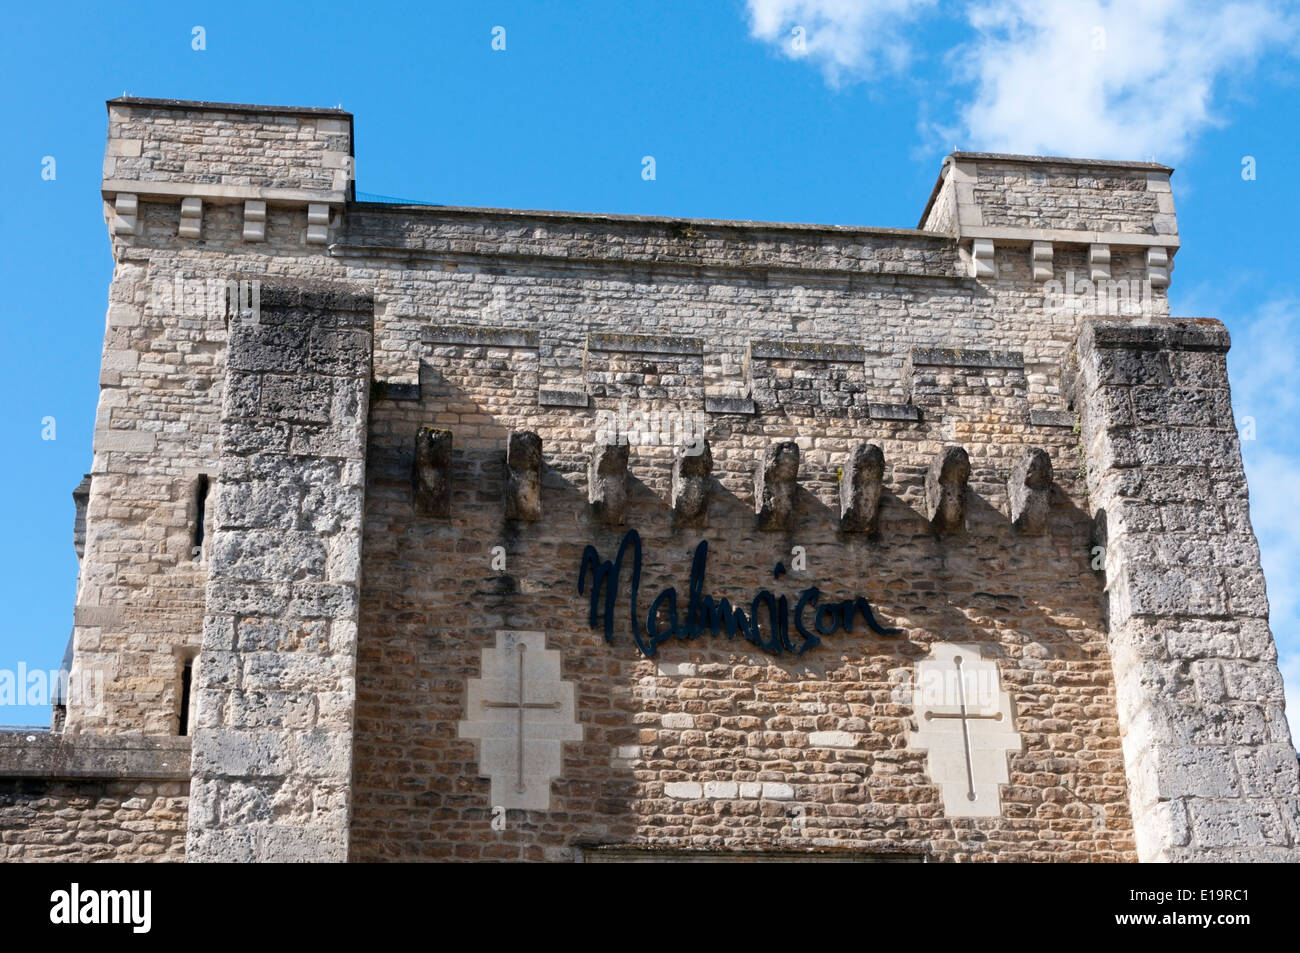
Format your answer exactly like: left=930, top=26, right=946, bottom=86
left=577, top=530, right=902, bottom=658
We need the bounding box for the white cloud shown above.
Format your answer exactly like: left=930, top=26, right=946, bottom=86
left=746, top=0, right=1295, bottom=161
left=745, top=0, right=937, bottom=85
left=954, top=0, right=1295, bottom=161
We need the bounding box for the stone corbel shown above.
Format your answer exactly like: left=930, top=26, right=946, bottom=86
left=1008, top=447, right=1053, bottom=535
left=1031, top=241, right=1053, bottom=282
left=926, top=446, right=970, bottom=534
left=306, top=203, right=330, bottom=245
left=179, top=197, right=202, bottom=239
left=672, top=440, right=712, bottom=527
left=505, top=431, right=542, bottom=521
left=840, top=443, right=884, bottom=534
left=1089, top=244, right=1111, bottom=282
left=243, top=200, right=267, bottom=243
left=589, top=439, right=629, bottom=528
left=756, top=441, right=799, bottom=531
left=971, top=238, right=996, bottom=279
left=413, top=427, right=452, bottom=518
left=1147, top=246, right=1171, bottom=290
left=113, top=193, right=139, bottom=236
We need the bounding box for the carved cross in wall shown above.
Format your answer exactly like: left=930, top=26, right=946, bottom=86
left=921, top=655, right=1005, bottom=804
left=906, top=643, right=1022, bottom=818
left=458, top=630, right=583, bottom=812
left=482, top=643, right=560, bottom=794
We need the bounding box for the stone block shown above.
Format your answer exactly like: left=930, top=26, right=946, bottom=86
left=755, top=441, right=799, bottom=531
left=505, top=431, right=543, bottom=521
left=588, top=439, right=629, bottom=528
left=413, top=427, right=452, bottom=518
left=925, top=446, right=970, bottom=534
left=839, top=443, right=884, bottom=534
left=671, top=440, right=712, bottom=527
left=1008, top=447, right=1052, bottom=535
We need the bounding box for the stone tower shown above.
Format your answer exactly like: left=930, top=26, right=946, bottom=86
left=0, top=98, right=1294, bottom=862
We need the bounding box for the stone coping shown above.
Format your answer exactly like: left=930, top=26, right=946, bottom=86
left=107, top=96, right=352, bottom=119
left=1081, top=317, right=1229, bottom=353
left=0, top=731, right=191, bottom=781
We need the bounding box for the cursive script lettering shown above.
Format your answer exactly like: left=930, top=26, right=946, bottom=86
left=578, top=530, right=902, bottom=657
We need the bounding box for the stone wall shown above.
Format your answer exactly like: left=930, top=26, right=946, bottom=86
left=1075, top=319, right=1300, bottom=860
left=347, top=337, right=1135, bottom=861
left=39, top=97, right=1294, bottom=863
left=922, top=153, right=1177, bottom=240
left=0, top=732, right=190, bottom=861
left=187, top=286, right=372, bottom=862
left=0, top=779, right=188, bottom=861
left=104, top=98, right=351, bottom=200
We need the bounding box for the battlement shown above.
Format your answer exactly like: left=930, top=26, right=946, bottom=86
left=103, top=97, right=353, bottom=245
left=921, top=151, right=1177, bottom=289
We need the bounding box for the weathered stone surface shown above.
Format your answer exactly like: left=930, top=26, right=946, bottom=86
left=925, top=446, right=970, bottom=534
left=187, top=285, right=372, bottom=863
left=755, top=441, right=799, bottom=531
left=588, top=439, right=629, bottom=528
left=413, top=427, right=452, bottom=518
left=1076, top=317, right=1298, bottom=862
left=840, top=443, right=885, bottom=533
left=505, top=431, right=543, bottom=521
left=671, top=440, right=712, bottom=527
left=1008, top=447, right=1053, bottom=535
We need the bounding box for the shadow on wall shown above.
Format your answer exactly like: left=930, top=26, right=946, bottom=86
left=347, top=360, right=1120, bottom=861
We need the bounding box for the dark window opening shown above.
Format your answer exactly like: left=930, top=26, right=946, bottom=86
left=178, top=660, right=193, bottom=736
left=192, top=474, right=210, bottom=560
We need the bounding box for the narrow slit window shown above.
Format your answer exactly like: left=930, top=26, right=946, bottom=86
left=178, top=659, right=194, bottom=736
left=192, top=474, right=210, bottom=560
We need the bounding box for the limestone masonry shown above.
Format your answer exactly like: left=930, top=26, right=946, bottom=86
left=1, top=97, right=1296, bottom=862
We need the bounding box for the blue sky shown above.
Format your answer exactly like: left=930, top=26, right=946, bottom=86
left=2, top=0, right=1298, bottom=730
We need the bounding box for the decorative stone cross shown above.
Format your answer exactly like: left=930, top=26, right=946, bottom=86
left=907, top=643, right=1022, bottom=818
left=458, top=631, right=582, bottom=811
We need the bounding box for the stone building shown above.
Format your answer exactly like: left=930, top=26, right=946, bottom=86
left=0, top=96, right=1295, bottom=862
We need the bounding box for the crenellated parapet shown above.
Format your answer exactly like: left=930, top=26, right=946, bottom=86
left=921, top=152, right=1177, bottom=300
left=102, top=97, right=353, bottom=248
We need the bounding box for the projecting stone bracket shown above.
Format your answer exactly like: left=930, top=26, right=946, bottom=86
left=243, top=200, right=267, bottom=242
left=1147, top=246, right=1171, bottom=289
left=413, top=427, right=452, bottom=518
left=306, top=203, right=330, bottom=244
left=589, top=439, right=629, bottom=528
left=179, top=197, right=202, bottom=239
left=1007, top=447, right=1053, bottom=536
left=672, top=440, right=713, bottom=527
left=755, top=442, right=799, bottom=531
left=113, top=193, right=139, bottom=236
left=840, top=442, right=884, bottom=534
left=970, top=238, right=996, bottom=279
left=1089, top=244, right=1111, bottom=281
left=926, top=446, right=970, bottom=534
left=505, top=431, right=543, bottom=521
left=1031, top=241, right=1053, bottom=282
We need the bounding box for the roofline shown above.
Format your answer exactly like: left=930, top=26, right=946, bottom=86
left=106, top=96, right=352, bottom=119
left=348, top=200, right=949, bottom=240
left=948, top=150, right=1173, bottom=173
left=917, top=151, right=1176, bottom=228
